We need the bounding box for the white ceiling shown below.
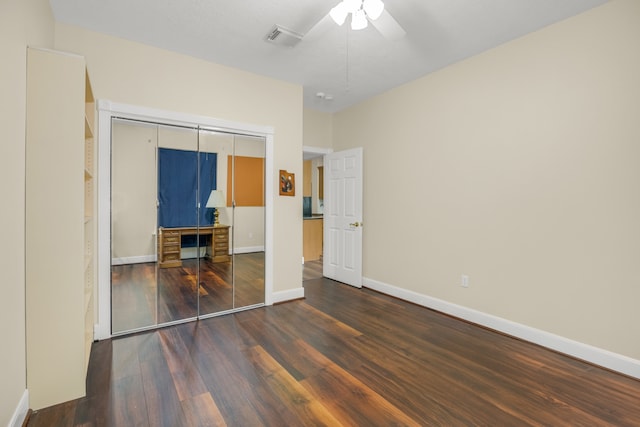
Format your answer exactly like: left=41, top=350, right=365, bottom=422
left=48, top=0, right=607, bottom=113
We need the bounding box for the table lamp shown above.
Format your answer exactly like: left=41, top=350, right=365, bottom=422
left=205, top=190, right=226, bottom=227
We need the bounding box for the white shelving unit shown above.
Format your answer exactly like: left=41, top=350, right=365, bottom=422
left=25, top=47, right=95, bottom=410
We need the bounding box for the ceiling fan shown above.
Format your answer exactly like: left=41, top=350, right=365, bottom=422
left=304, top=0, right=406, bottom=41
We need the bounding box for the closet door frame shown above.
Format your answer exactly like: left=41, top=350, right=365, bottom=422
left=95, top=100, right=274, bottom=340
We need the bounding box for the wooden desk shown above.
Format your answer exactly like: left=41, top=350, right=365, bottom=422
left=158, top=225, right=230, bottom=268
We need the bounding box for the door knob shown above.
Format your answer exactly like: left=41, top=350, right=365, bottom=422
left=349, top=221, right=362, bottom=227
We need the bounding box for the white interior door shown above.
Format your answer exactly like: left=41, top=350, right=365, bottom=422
left=323, top=147, right=363, bottom=288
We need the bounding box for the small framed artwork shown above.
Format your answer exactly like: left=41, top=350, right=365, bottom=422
left=279, top=170, right=295, bottom=196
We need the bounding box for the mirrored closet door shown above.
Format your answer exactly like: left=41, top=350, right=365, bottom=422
left=197, top=130, right=266, bottom=316
left=111, top=118, right=265, bottom=335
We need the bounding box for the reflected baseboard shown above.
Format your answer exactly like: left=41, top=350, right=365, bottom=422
left=234, top=245, right=265, bottom=254
left=112, top=255, right=156, bottom=265
left=112, top=247, right=265, bottom=266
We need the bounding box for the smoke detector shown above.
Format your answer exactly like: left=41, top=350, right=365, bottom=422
left=265, top=25, right=303, bottom=48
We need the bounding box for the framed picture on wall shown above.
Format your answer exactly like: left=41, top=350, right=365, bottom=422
left=279, top=170, right=295, bottom=196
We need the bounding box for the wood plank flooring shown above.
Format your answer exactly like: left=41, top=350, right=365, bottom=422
left=303, top=259, right=323, bottom=281
left=28, top=268, right=640, bottom=426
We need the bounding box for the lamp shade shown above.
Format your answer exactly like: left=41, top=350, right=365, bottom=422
left=205, top=190, right=226, bottom=208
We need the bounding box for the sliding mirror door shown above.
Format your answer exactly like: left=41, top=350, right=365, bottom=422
left=111, top=119, right=159, bottom=333
left=197, top=131, right=266, bottom=317
left=156, top=125, right=200, bottom=324
left=197, top=130, right=234, bottom=315
left=230, top=135, right=266, bottom=310
left=111, top=119, right=266, bottom=334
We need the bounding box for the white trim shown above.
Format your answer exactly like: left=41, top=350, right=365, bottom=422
left=302, top=145, right=332, bottom=157
left=363, top=276, right=640, bottom=380
left=27, top=46, right=84, bottom=59
left=8, top=389, right=29, bottom=427
left=97, top=100, right=272, bottom=137
left=96, top=100, right=275, bottom=340
left=264, top=134, right=274, bottom=306
left=272, top=287, right=305, bottom=304
left=95, top=103, right=112, bottom=341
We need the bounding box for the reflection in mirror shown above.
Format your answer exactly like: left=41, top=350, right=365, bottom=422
left=197, top=131, right=266, bottom=316
left=111, top=119, right=159, bottom=333
left=197, top=130, right=234, bottom=315
left=111, top=118, right=266, bottom=335
left=230, top=135, right=266, bottom=309
left=156, top=125, right=199, bottom=324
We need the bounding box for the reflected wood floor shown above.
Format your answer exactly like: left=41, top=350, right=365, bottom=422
left=28, top=266, right=640, bottom=426
left=112, top=253, right=265, bottom=333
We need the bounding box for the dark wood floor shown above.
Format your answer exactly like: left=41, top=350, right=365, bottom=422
left=112, top=253, right=265, bottom=333
left=303, top=259, right=323, bottom=281
left=28, top=266, right=640, bottom=426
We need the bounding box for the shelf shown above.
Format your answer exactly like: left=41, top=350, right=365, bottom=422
left=84, top=116, right=93, bottom=138
left=26, top=47, right=96, bottom=410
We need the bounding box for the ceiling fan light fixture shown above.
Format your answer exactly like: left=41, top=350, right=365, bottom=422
left=344, top=0, right=362, bottom=14
left=351, top=9, right=368, bottom=30
left=362, top=0, right=384, bottom=20
left=330, top=2, right=349, bottom=26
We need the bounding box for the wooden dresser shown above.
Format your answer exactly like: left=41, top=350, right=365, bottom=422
left=159, top=225, right=230, bottom=268
left=211, top=226, right=231, bottom=263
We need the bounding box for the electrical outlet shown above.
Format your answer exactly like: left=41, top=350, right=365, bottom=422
left=461, top=275, right=469, bottom=288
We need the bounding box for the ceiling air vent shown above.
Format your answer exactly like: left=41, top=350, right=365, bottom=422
left=265, top=25, right=303, bottom=48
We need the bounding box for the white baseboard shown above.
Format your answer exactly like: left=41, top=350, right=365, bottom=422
left=272, top=287, right=305, bottom=304
left=8, top=389, right=29, bottom=427
left=94, top=322, right=110, bottom=341
left=363, top=277, right=640, bottom=380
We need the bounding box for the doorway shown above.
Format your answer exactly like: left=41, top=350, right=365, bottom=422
left=302, top=146, right=364, bottom=289
left=302, top=146, right=331, bottom=281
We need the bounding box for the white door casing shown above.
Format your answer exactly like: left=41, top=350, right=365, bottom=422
left=323, top=147, right=363, bottom=288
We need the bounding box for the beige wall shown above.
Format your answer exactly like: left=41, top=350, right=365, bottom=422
left=303, top=109, right=332, bottom=214
left=54, top=24, right=303, bottom=295
left=303, top=109, right=333, bottom=149
left=111, top=120, right=159, bottom=260
left=0, top=0, right=54, bottom=422
left=333, top=0, right=640, bottom=360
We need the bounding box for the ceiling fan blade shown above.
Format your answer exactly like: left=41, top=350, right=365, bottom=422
left=302, top=13, right=335, bottom=43
left=371, top=8, right=406, bottom=40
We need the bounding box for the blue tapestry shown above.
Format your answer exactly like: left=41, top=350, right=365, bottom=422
left=158, top=148, right=217, bottom=228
